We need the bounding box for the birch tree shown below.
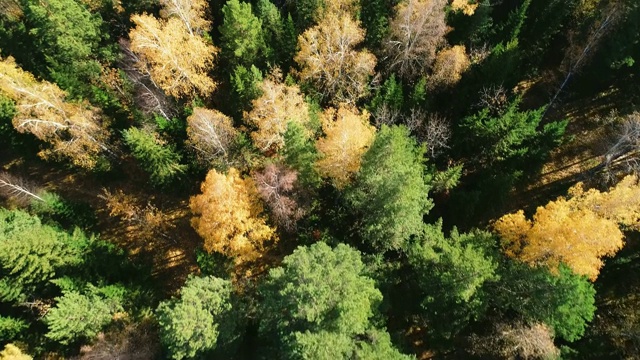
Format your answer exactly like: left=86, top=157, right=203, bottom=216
left=186, top=107, right=238, bottom=164
left=0, top=56, right=109, bottom=169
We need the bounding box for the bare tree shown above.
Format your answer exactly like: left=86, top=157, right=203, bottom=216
left=469, top=321, right=560, bottom=360
left=404, top=109, right=451, bottom=158
left=382, top=0, right=448, bottom=81
left=600, top=112, right=640, bottom=183
left=477, top=84, right=508, bottom=115
left=73, top=321, right=160, bottom=360
left=372, top=103, right=402, bottom=128
left=253, top=164, right=305, bottom=231
left=0, top=172, right=44, bottom=207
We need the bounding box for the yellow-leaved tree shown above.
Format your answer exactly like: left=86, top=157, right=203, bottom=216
left=429, top=45, right=471, bottom=90
left=159, top=0, right=211, bottom=35
left=295, top=12, right=376, bottom=104
left=0, top=56, right=109, bottom=169
left=244, top=73, right=311, bottom=153
left=190, top=168, right=276, bottom=264
left=451, top=0, right=479, bottom=16
left=315, top=105, right=375, bottom=188
left=494, top=175, right=640, bottom=280
left=129, top=14, right=217, bottom=98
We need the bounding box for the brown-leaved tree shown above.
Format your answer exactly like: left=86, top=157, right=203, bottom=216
left=253, top=164, right=305, bottom=231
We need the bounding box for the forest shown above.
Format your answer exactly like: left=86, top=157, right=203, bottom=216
left=0, top=0, right=639, bottom=358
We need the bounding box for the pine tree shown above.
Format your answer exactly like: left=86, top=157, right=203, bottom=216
left=219, top=0, right=265, bottom=69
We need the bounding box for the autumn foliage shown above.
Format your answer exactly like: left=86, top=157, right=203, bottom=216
left=0, top=56, right=109, bottom=169
left=244, top=73, right=311, bottom=153
left=495, top=176, right=640, bottom=280
left=315, top=105, right=376, bottom=188
left=186, top=107, right=238, bottom=164
left=295, top=12, right=376, bottom=104
left=129, top=14, right=217, bottom=98
left=190, top=168, right=276, bottom=264
left=253, top=164, right=304, bottom=231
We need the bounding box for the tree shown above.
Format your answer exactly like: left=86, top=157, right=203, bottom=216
left=230, top=64, right=263, bottom=116
left=186, top=107, right=238, bottom=165
left=295, top=12, right=377, bottom=104
left=461, top=97, right=567, bottom=167
left=493, top=263, right=596, bottom=342
left=44, top=287, right=121, bottom=345
left=282, top=122, right=322, bottom=189
left=315, top=105, right=375, bottom=188
left=493, top=176, right=640, bottom=280
left=129, top=14, right=217, bottom=98
left=259, top=243, right=412, bottom=358
left=0, top=208, right=88, bottom=302
left=469, top=321, right=560, bottom=359
left=0, top=316, right=27, bottom=342
left=428, top=45, right=471, bottom=90
left=256, top=0, right=297, bottom=68
left=156, top=276, right=240, bottom=360
left=346, top=125, right=432, bottom=251
left=451, top=0, right=479, bottom=16
left=0, top=56, right=110, bottom=169
left=219, top=0, right=264, bottom=68
left=190, top=168, right=276, bottom=264
left=382, top=0, right=448, bottom=81
left=407, top=224, right=498, bottom=338
left=22, top=0, right=107, bottom=94
left=0, top=344, right=32, bottom=360
left=253, top=163, right=304, bottom=231
left=159, top=0, right=211, bottom=35
left=244, top=73, right=311, bottom=153
left=122, top=127, right=186, bottom=186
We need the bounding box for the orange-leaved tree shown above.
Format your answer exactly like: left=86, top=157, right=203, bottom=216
left=129, top=14, right=217, bottom=99
left=295, top=11, right=376, bottom=104
left=494, top=175, right=640, bottom=280
left=315, top=105, right=375, bottom=188
left=244, top=72, right=311, bottom=153
left=190, top=168, right=276, bottom=264
left=0, top=56, right=109, bottom=169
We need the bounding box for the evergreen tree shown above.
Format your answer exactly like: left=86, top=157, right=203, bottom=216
left=346, top=125, right=433, bottom=251
left=282, top=122, right=321, bottom=189
left=259, top=243, right=411, bottom=358
left=407, top=223, right=498, bottom=339
left=0, top=209, right=88, bottom=302
left=22, top=0, right=110, bottom=96
left=156, top=276, right=240, bottom=360
left=0, top=316, right=27, bottom=342
left=219, top=0, right=265, bottom=69
left=44, top=285, right=122, bottom=345
left=122, top=127, right=187, bottom=186
left=494, top=263, right=596, bottom=342
left=256, top=0, right=297, bottom=68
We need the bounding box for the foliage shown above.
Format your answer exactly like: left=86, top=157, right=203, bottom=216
left=383, top=0, right=448, bottom=81
left=0, top=56, right=110, bottom=169
left=44, top=285, right=122, bottom=345
left=282, top=122, right=322, bottom=189
left=156, top=276, right=240, bottom=360
left=219, top=0, right=264, bottom=69
left=190, top=168, right=276, bottom=264
left=315, top=105, right=376, bottom=188
left=230, top=64, right=263, bottom=116
left=0, top=344, right=31, bottom=360
left=469, top=321, right=560, bottom=359
left=0, top=208, right=88, bottom=302
left=0, top=316, right=27, bottom=342
left=245, top=73, right=311, bottom=153
left=129, top=14, right=217, bottom=98
left=159, top=0, right=211, bottom=35
left=259, top=242, right=412, bottom=358
left=494, top=176, right=640, bottom=280
left=122, top=127, right=186, bottom=186
left=186, top=107, right=238, bottom=165
left=494, top=263, right=596, bottom=342
left=256, top=0, right=297, bottom=68
left=346, top=125, right=432, bottom=251
left=22, top=0, right=108, bottom=95
left=461, top=97, right=567, bottom=168
left=428, top=45, right=471, bottom=90
left=407, top=223, right=498, bottom=338
left=295, top=11, right=376, bottom=104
